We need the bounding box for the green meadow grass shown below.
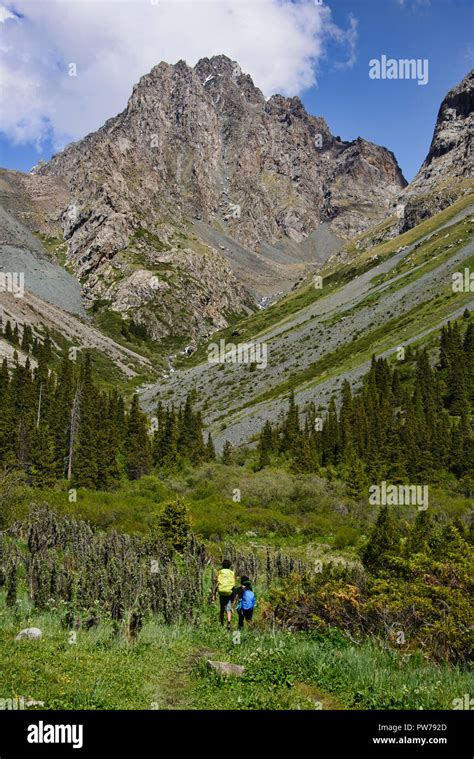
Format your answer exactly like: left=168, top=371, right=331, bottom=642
left=1, top=593, right=470, bottom=711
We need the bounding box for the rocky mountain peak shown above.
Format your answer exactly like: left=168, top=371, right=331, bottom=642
left=19, top=55, right=407, bottom=341
left=42, top=55, right=406, bottom=241
left=396, top=69, right=473, bottom=232
left=424, top=68, right=473, bottom=168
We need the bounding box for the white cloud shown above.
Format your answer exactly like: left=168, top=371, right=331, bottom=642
left=397, top=0, right=431, bottom=8
left=464, top=44, right=474, bottom=67
left=0, top=5, right=15, bottom=22
left=328, top=12, right=358, bottom=70
left=0, top=0, right=358, bottom=151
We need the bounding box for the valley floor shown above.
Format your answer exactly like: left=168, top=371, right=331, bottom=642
left=1, top=596, right=471, bottom=712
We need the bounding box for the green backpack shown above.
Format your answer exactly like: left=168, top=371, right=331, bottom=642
left=217, top=568, right=235, bottom=595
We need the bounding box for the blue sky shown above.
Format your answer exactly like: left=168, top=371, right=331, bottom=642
left=305, top=0, right=474, bottom=180
left=0, top=0, right=472, bottom=181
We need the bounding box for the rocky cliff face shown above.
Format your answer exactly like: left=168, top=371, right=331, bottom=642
left=5, top=55, right=407, bottom=342
left=415, top=69, right=473, bottom=185
left=397, top=69, right=473, bottom=232
left=41, top=55, right=406, bottom=245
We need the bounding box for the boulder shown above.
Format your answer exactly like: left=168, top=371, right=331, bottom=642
left=207, top=660, right=245, bottom=677
left=15, top=627, right=42, bottom=641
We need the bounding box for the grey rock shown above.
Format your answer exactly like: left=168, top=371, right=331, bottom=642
left=207, top=660, right=245, bottom=677
left=15, top=627, right=42, bottom=641
left=397, top=69, right=473, bottom=232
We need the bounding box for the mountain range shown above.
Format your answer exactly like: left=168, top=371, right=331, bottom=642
left=1, top=55, right=414, bottom=339
left=0, top=61, right=473, bottom=437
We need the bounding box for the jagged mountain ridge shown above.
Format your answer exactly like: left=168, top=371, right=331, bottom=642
left=19, top=54, right=406, bottom=340
left=40, top=55, right=407, bottom=243
left=1, top=61, right=472, bottom=392
left=410, top=69, right=473, bottom=190
left=135, top=68, right=474, bottom=445
left=397, top=69, right=474, bottom=233
left=324, top=69, right=474, bottom=270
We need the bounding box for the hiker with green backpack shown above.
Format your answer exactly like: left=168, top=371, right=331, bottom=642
left=212, top=559, right=236, bottom=629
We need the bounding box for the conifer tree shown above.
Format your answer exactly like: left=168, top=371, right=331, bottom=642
left=362, top=505, right=400, bottom=572
left=21, top=325, right=33, bottom=353
left=257, top=420, right=273, bottom=469
left=321, top=397, right=339, bottom=466
left=463, top=322, right=474, bottom=402
left=29, top=426, right=56, bottom=487
left=280, top=391, right=300, bottom=455
left=192, top=410, right=206, bottom=464
left=344, top=443, right=367, bottom=499
left=158, top=407, right=179, bottom=469
left=47, top=356, right=74, bottom=476
left=339, top=379, right=354, bottom=452
left=125, top=393, right=152, bottom=480
left=406, top=509, right=433, bottom=556
left=178, top=394, right=196, bottom=460
left=0, top=361, right=14, bottom=467
left=4, top=321, right=13, bottom=343
left=157, top=497, right=191, bottom=552
left=72, top=354, right=99, bottom=488
left=96, top=394, right=121, bottom=489
left=205, top=432, right=216, bottom=461
left=291, top=431, right=314, bottom=474
left=447, top=351, right=468, bottom=415
left=222, top=440, right=233, bottom=465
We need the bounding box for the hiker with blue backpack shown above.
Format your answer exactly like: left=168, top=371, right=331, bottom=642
left=236, top=576, right=256, bottom=628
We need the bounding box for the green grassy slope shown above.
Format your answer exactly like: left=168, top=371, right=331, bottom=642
left=140, top=195, right=474, bottom=450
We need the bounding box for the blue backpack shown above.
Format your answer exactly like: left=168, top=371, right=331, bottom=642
left=241, top=588, right=255, bottom=611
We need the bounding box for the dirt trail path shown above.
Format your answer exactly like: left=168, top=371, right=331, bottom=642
left=153, top=643, right=349, bottom=711
left=154, top=647, right=215, bottom=710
